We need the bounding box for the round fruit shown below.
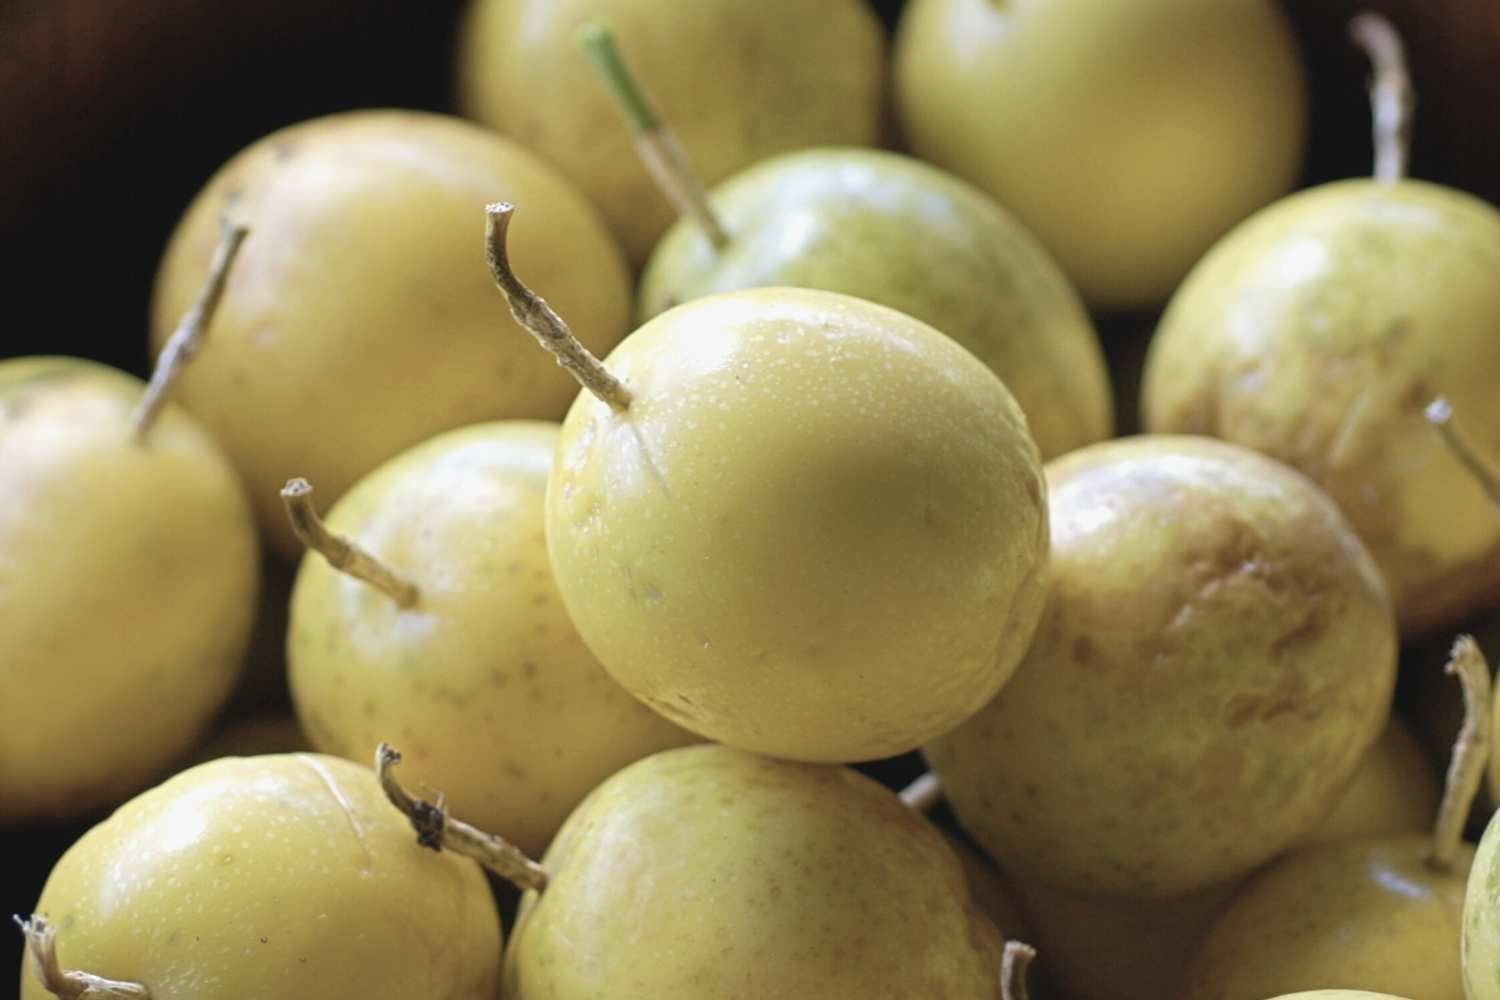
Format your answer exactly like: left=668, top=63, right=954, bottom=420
left=927, top=435, right=1397, bottom=895
left=535, top=282, right=1049, bottom=763
left=893, top=0, right=1307, bottom=309
left=499, top=744, right=1005, bottom=998
left=19, top=753, right=501, bottom=1000
left=456, top=0, right=886, bottom=264
left=638, top=146, right=1113, bottom=459
left=0, top=357, right=258, bottom=825
left=151, top=109, right=631, bottom=557
left=287, top=420, right=695, bottom=856
left=1142, top=178, right=1500, bottom=634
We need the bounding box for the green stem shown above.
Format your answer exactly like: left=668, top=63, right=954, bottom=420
left=578, top=22, right=731, bottom=250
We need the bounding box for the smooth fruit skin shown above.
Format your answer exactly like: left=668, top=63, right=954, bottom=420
left=1178, top=835, right=1471, bottom=1000
left=1289, top=715, right=1439, bottom=850
left=1464, top=806, right=1500, bottom=999
left=1265, top=994, right=1414, bottom=999
left=893, top=0, right=1307, bottom=310
left=638, top=147, right=1112, bottom=460
left=1002, top=874, right=1241, bottom=1000
left=456, top=0, right=886, bottom=265
left=287, top=421, right=695, bottom=857
left=150, top=109, right=631, bottom=558
left=927, top=436, right=1397, bottom=896
left=0, top=357, right=258, bottom=825
left=19, top=754, right=500, bottom=1000
left=548, top=287, right=1049, bottom=763
left=502, top=745, right=1004, bottom=1000
left=1143, top=179, right=1500, bottom=636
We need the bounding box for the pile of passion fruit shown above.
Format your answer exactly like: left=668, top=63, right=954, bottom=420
left=5, top=2, right=1500, bottom=999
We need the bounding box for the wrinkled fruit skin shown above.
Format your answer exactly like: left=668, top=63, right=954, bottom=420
left=503, top=745, right=1004, bottom=999
left=1143, top=179, right=1500, bottom=636
left=638, top=147, right=1113, bottom=460
left=151, top=109, right=631, bottom=557
left=928, top=435, right=1397, bottom=896
left=1178, top=834, right=1470, bottom=1000
left=20, top=754, right=501, bottom=1000
left=288, top=421, right=695, bottom=857
left=548, top=288, right=1050, bottom=763
left=894, top=0, right=1306, bottom=310
left=457, top=0, right=887, bottom=264
left=0, top=358, right=259, bottom=825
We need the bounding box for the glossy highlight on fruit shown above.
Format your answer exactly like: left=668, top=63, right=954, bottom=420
left=19, top=754, right=501, bottom=1000
left=545, top=286, right=1050, bottom=763
left=639, top=146, right=1113, bottom=459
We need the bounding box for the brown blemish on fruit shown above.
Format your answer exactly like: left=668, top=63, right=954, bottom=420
left=1072, top=634, right=1094, bottom=665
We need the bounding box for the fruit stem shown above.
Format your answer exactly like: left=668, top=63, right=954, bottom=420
left=1349, top=11, right=1414, bottom=183
left=131, top=219, right=248, bottom=441
left=1427, top=398, right=1500, bottom=506
left=899, top=772, right=944, bottom=813
left=578, top=21, right=731, bottom=251
left=1428, top=634, right=1490, bottom=873
left=376, top=743, right=549, bottom=894
left=13, top=915, right=151, bottom=999
left=485, top=203, right=632, bottom=413
left=999, top=939, right=1036, bottom=1000
left=280, top=478, right=420, bottom=608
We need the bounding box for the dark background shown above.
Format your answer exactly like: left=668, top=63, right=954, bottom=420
left=3, top=0, right=1497, bottom=993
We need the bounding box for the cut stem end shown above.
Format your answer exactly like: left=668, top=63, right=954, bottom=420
left=14, top=915, right=151, bottom=999
left=999, top=939, right=1037, bottom=1000
left=280, top=478, right=420, bottom=608
left=1428, top=634, right=1491, bottom=873
left=484, top=203, right=632, bottom=412
left=131, top=219, right=248, bottom=441
left=1427, top=397, right=1500, bottom=506
left=899, top=772, right=944, bottom=813
left=375, top=743, right=549, bottom=893
left=576, top=23, right=730, bottom=250
left=1349, top=11, right=1414, bottom=182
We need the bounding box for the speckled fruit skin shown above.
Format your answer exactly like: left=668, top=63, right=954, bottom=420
left=1143, top=179, right=1500, bottom=637
left=502, top=745, right=1004, bottom=999
left=19, top=754, right=500, bottom=1000
left=287, top=421, right=695, bottom=857
left=893, top=0, right=1307, bottom=310
left=456, top=0, right=887, bottom=265
left=150, top=109, right=631, bottom=558
left=1178, top=834, right=1471, bottom=1000
left=0, top=357, right=258, bottom=825
left=1463, top=806, right=1500, bottom=999
left=547, top=287, right=1049, bottom=763
left=638, top=147, right=1112, bottom=460
left=927, top=436, right=1397, bottom=896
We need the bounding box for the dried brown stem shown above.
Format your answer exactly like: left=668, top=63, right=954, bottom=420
left=280, top=479, right=419, bottom=608
left=1427, top=398, right=1500, bottom=507
left=131, top=219, right=248, bottom=440
left=578, top=22, right=730, bottom=250
left=1349, top=11, right=1414, bottom=182
left=999, top=940, right=1036, bottom=1000
left=14, top=915, right=150, bottom=999
left=899, top=771, right=944, bottom=813
left=1428, top=634, right=1490, bottom=873
left=485, top=203, right=632, bottom=413
left=375, top=743, right=549, bottom=893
